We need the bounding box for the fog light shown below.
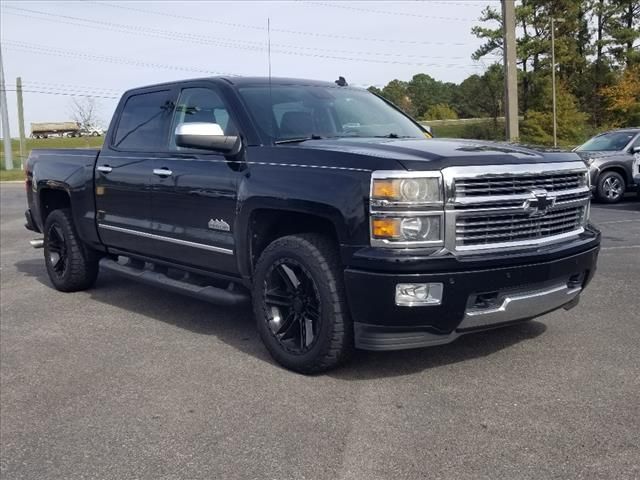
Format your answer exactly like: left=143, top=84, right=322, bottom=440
left=395, top=283, right=443, bottom=306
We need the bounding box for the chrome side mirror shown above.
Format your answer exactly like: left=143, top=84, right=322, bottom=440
left=175, top=122, right=240, bottom=154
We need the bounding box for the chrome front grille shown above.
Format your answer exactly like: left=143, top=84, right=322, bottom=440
left=455, top=172, right=584, bottom=197
left=456, top=205, right=586, bottom=246
left=442, top=162, right=590, bottom=253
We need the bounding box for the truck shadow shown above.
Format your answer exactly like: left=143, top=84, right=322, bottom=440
left=592, top=194, right=640, bottom=211
left=331, top=321, right=546, bottom=381
left=16, top=258, right=547, bottom=380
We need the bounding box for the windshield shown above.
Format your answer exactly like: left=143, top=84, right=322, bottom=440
left=238, top=85, right=425, bottom=142
left=576, top=131, right=636, bottom=152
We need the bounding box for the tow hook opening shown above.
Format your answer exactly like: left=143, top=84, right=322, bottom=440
left=472, top=291, right=500, bottom=310
left=567, top=273, right=585, bottom=289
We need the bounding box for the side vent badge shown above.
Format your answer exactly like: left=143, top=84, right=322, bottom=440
left=208, top=218, right=230, bottom=232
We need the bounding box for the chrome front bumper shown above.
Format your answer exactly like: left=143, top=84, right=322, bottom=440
left=353, top=278, right=585, bottom=351
left=458, top=282, right=581, bottom=330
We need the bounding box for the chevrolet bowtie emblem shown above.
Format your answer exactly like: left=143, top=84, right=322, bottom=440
left=523, top=189, right=556, bottom=217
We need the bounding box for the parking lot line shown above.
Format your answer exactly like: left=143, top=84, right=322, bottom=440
left=600, top=245, right=640, bottom=251
left=596, top=219, right=639, bottom=225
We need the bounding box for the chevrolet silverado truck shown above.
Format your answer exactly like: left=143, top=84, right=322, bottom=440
left=24, top=77, right=600, bottom=373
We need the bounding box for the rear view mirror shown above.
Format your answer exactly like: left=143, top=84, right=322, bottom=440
left=175, top=122, right=240, bottom=154
left=631, top=146, right=640, bottom=154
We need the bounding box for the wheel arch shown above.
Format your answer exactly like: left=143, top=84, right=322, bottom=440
left=598, top=165, right=630, bottom=185
left=239, top=206, right=346, bottom=280
left=38, top=187, right=72, bottom=227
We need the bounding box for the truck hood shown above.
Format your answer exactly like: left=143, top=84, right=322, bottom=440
left=295, top=137, right=583, bottom=170
left=574, top=150, right=624, bottom=161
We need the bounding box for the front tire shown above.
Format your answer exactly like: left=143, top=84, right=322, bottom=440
left=596, top=171, right=626, bottom=203
left=252, top=234, right=353, bottom=373
left=43, top=209, right=99, bottom=292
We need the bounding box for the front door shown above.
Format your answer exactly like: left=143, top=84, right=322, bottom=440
left=149, top=86, right=241, bottom=275
left=95, top=88, right=175, bottom=255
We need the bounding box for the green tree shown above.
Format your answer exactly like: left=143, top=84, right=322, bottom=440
left=424, top=104, right=458, bottom=120
left=380, top=80, right=415, bottom=116
left=406, top=74, right=455, bottom=118
left=454, top=74, right=485, bottom=118
left=452, top=64, right=504, bottom=122
left=600, top=64, right=640, bottom=126
left=521, top=80, right=588, bottom=145
left=606, top=0, right=640, bottom=67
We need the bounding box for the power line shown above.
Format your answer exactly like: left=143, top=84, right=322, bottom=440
left=5, top=83, right=120, bottom=97
left=300, top=1, right=477, bottom=21
left=415, top=0, right=501, bottom=5
left=3, top=12, right=488, bottom=68
left=8, top=80, right=120, bottom=94
left=1, top=88, right=120, bottom=99
left=90, top=0, right=475, bottom=47
left=2, top=41, right=239, bottom=76
left=3, top=7, right=493, bottom=65
left=16, top=80, right=121, bottom=93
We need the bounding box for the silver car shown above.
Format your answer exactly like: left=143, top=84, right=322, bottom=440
left=575, top=128, right=640, bottom=203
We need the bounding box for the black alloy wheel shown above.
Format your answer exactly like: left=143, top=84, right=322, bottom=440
left=263, top=258, right=322, bottom=354
left=43, top=209, right=99, bottom=292
left=252, top=233, right=353, bottom=373
left=46, top=222, right=69, bottom=278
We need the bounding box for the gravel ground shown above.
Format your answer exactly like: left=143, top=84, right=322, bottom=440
left=1, top=183, right=639, bottom=480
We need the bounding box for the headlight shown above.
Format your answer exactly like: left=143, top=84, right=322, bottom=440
left=371, top=173, right=442, bottom=206
left=371, top=214, right=442, bottom=245
left=369, top=171, right=444, bottom=248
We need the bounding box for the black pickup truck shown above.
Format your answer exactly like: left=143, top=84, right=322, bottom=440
left=25, top=77, right=600, bottom=373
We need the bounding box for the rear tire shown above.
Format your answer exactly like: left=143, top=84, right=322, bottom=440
left=596, top=171, right=626, bottom=203
left=252, top=234, right=353, bottom=373
left=43, top=209, right=99, bottom=292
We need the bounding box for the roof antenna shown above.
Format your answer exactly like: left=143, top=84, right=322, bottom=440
left=268, top=18, right=272, bottom=82
left=268, top=17, right=274, bottom=143
left=335, top=76, right=348, bottom=86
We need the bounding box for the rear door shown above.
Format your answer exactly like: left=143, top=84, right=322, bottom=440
left=95, top=88, right=176, bottom=254
left=149, top=85, right=242, bottom=275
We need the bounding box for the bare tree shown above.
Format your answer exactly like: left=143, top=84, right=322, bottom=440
left=69, top=97, right=102, bottom=129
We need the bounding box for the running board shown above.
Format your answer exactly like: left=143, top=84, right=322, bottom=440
left=99, top=258, right=249, bottom=307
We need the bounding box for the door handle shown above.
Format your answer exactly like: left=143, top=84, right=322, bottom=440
left=153, top=168, right=173, bottom=177
left=97, top=165, right=112, bottom=173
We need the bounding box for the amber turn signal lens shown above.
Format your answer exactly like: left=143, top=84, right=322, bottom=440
left=372, top=218, right=400, bottom=238
left=372, top=180, right=399, bottom=199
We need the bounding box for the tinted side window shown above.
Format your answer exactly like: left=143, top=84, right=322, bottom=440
left=113, top=90, right=173, bottom=151
left=632, top=135, right=640, bottom=149
left=170, top=87, right=237, bottom=150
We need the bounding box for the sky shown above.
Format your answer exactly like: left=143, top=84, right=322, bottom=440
left=1, top=0, right=501, bottom=136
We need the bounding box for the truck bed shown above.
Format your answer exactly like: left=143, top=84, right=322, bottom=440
left=26, top=148, right=101, bottom=245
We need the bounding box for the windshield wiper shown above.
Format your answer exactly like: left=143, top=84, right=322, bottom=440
left=274, top=134, right=324, bottom=144
left=373, top=133, right=414, bottom=139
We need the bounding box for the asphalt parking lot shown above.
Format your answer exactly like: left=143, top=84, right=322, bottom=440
left=1, top=182, right=638, bottom=480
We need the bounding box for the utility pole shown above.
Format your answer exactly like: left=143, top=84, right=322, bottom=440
left=551, top=18, right=557, bottom=147
left=501, top=0, right=519, bottom=142
left=0, top=44, right=14, bottom=170
left=16, top=77, right=26, bottom=168
left=550, top=18, right=565, bottom=148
